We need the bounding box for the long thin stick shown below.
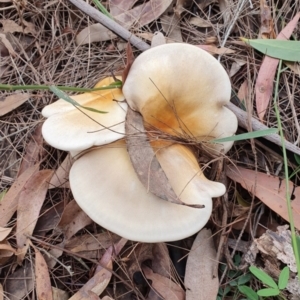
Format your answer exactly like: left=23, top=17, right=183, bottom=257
left=68, top=0, right=150, bottom=51
left=226, top=102, right=300, bottom=156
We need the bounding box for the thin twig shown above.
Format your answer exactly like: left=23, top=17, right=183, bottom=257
left=68, top=0, right=150, bottom=51
left=226, top=102, right=300, bottom=156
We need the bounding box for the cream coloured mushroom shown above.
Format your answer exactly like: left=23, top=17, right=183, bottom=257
left=69, top=140, right=224, bottom=242
left=122, top=43, right=237, bottom=155
left=42, top=77, right=127, bottom=152
left=42, top=43, right=237, bottom=242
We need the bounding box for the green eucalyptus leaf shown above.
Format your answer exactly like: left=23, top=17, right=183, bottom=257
left=242, top=38, right=300, bottom=62
left=249, top=266, right=278, bottom=289
left=49, top=86, right=108, bottom=114
left=238, top=285, right=258, bottom=300
left=278, top=266, right=290, bottom=290
left=211, top=128, right=277, bottom=143
left=257, top=288, right=280, bottom=297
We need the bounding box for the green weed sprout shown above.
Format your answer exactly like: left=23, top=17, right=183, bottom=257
left=239, top=266, right=290, bottom=300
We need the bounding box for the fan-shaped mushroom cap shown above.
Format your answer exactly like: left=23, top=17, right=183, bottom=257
left=69, top=141, right=222, bottom=242
left=42, top=77, right=127, bottom=152
left=122, top=43, right=237, bottom=154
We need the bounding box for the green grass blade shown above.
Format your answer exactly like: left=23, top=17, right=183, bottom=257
left=92, top=0, right=113, bottom=18
left=257, top=288, right=280, bottom=297
left=278, top=266, right=290, bottom=290
left=49, top=86, right=108, bottom=114
left=241, top=38, right=300, bottom=62
left=211, top=128, right=278, bottom=143
left=249, top=266, right=278, bottom=289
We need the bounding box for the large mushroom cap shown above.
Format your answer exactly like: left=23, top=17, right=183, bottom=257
left=69, top=141, right=222, bottom=243
left=42, top=77, right=127, bottom=152
left=122, top=43, right=238, bottom=154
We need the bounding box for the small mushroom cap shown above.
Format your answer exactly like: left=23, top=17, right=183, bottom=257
left=42, top=77, right=127, bottom=152
left=70, top=141, right=223, bottom=243
left=122, top=43, right=238, bottom=154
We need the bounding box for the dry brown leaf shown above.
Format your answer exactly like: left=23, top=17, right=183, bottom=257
left=255, top=12, right=300, bottom=120
left=0, top=92, right=30, bottom=116
left=196, top=44, right=235, bottom=55
left=34, top=202, right=65, bottom=237
left=152, top=243, right=172, bottom=278
left=109, top=0, right=137, bottom=17
left=52, top=287, right=69, bottom=300
left=65, top=232, right=120, bottom=253
left=125, top=108, right=190, bottom=207
left=101, top=297, right=114, bottom=300
left=16, top=169, right=53, bottom=263
left=160, top=13, right=182, bottom=42
left=76, top=0, right=172, bottom=45
left=0, top=241, right=16, bottom=265
left=58, top=199, right=92, bottom=240
left=218, top=0, right=231, bottom=24
left=69, top=238, right=127, bottom=300
left=0, top=164, right=39, bottom=227
left=229, top=59, right=246, bottom=77
left=0, top=227, right=12, bottom=241
left=285, top=61, right=300, bottom=76
left=49, top=154, right=72, bottom=189
left=174, top=0, right=193, bottom=16
left=18, top=124, right=44, bottom=175
left=0, top=20, right=23, bottom=33
left=237, top=80, right=249, bottom=102
left=35, top=248, right=53, bottom=300
left=226, top=166, right=300, bottom=230
left=189, top=16, right=211, bottom=28
left=0, top=19, right=37, bottom=35
left=0, top=33, right=16, bottom=56
left=143, top=266, right=185, bottom=300
left=43, top=241, right=65, bottom=269
left=4, top=260, right=34, bottom=300
left=76, top=24, right=117, bottom=45
left=184, top=229, right=219, bottom=300
left=115, top=0, right=173, bottom=28
left=22, top=20, right=37, bottom=35
left=126, top=243, right=154, bottom=279
left=199, top=0, right=217, bottom=9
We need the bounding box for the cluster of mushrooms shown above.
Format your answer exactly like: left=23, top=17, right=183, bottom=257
left=42, top=43, right=237, bottom=243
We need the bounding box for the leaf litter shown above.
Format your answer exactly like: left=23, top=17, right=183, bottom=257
left=1, top=0, right=300, bottom=299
